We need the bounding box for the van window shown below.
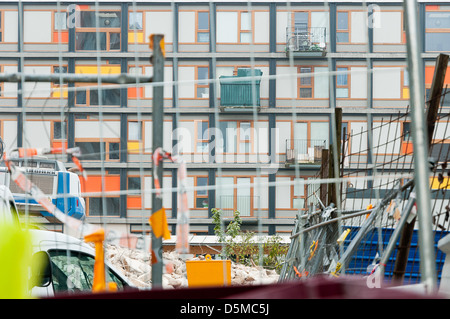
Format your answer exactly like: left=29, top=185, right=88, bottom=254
left=47, top=249, right=127, bottom=294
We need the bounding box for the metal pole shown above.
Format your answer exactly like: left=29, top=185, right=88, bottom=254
left=379, top=193, right=416, bottom=279
left=403, top=0, right=437, bottom=294
left=151, top=34, right=165, bottom=288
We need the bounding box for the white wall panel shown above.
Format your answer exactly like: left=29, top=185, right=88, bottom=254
left=177, top=121, right=195, bottom=154
left=276, top=66, right=297, bottom=99
left=24, top=121, right=51, bottom=149
left=186, top=176, right=195, bottom=209
left=255, top=121, right=269, bottom=154
left=275, top=122, right=291, bottom=153
left=374, top=12, right=402, bottom=44
left=144, top=176, right=152, bottom=209
left=373, top=67, right=401, bottom=99
left=217, top=12, right=237, bottom=43
left=276, top=176, right=291, bottom=209
left=314, top=67, right=329, bottom=99
left=350, top=122, right=368, bottom=154
left=178, top=11, right=196, bottom=43
left=145, top=11, right=173, bottom=43
left=3, top=65, right=18, bottom=98
left=258, top=66, right=270, bottom=99
left=3, top=121, right=17, bottom=152
left=163, top=176, right=172, bottom=209
left=373, top=121, right=401, bottom=154
left=276, top=12, right=288, bottom=43
left=178, top=66, right=196, bottom=99
left=144, top=121, right=152, bottom=152
left=350, top=67, right=368, bottom=99
left=254, top=12, right=270, bottom=43
left=4, top=11, right=18, bottom=42
left=23, top=66, right=52, bottom=98
left=350, top=12, right=368, bottom=43
left=24, top=11, right=52, bottom=43
left=254, top=176, right=268, bottom=209
left=75, top=121, right=120, bottom=139
left=144, top=66, right=173, bottom=99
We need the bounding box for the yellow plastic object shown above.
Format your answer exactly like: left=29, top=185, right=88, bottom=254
left=84, top=228, right=106, bottom=293
left=185, top=254, right=231, bottom=287
left=337, top=228, right=351, bottom=245
left=0, top=224, right=32, bottom=299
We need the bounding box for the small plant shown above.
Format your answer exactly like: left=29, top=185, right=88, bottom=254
left=212, top=208, right=288, bottom=273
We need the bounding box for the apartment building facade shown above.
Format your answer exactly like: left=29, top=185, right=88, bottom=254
left=0, top=0, right=448, bottom=235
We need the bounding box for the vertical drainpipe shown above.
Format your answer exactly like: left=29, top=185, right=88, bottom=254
left=366, top=6, right=374, bottom=191
left=68, top=6, right=76, bottom=151
left=17, top=2, right=23, bottom=148
left=268, top=3, right=277, bottom=235
left=172, top=3, right=179, bottom=234
left=119, top=3, right=128, bottom=219
left=207, top=2, right=216, bottom=234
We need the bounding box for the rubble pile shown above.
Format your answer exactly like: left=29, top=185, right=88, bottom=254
left=105, top=244, right=279, bottom=289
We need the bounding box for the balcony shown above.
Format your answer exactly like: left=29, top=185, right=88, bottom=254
left=285, top=139, right=326, bottom=167
left=219, top=68, right=262, bottom=112
left=217, top=195, right=260, bottom=218
left=285, top=26, right=327, bottom=58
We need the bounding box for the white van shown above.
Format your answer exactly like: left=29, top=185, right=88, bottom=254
left=30, top=229, right=135, bottom=297
left=0, top=185, right=20, bottom=226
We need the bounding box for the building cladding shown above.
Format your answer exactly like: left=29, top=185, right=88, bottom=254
left=0, top=0, right=448, bottom=235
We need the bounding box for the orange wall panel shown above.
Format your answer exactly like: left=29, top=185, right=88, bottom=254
left=81, top=175, right=121, bottom=193
left=128, top=87, right=144, bottom=99
left=425, top=66, right=450, bottom=85
left=53, top=31, right=69, bottom=43
left=127, top=196, right=142, bottom=209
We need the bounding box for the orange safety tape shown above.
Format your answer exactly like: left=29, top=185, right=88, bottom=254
left=308, top=240, right=319, bottom=261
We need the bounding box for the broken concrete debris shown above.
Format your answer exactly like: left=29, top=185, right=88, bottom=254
left=104, top=244, right=279, bottom=289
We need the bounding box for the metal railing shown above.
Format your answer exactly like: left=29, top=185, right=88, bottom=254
left=217, top=195, right=260, bottom=217
left=285, top=26, right=327, bottom=52
left=285, top=139, right=327, bottom=164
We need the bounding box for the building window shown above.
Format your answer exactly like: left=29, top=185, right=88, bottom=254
left=53, top=121, right=68, bottom=150
left=336, top=67, right=349, bottom=98
left=402, top=69, right=410, bottom=99
left=75, top=87, right=121, bottom=106
left=196, top=120, right=209, bottom=153
left=293, top=177, right=306, bottom=210
left=239, top=11, right=252, bottom=43
left=336, top=11, right=349, bottom=43
left=75, top=141, right=120, bottom=161
left=128, top=121, right=142, bottom=154
left=218, top=121, right=253, bottom=154
left=197, top=11, right=209, bottom=43
left=75, top=10, right=121, bottom=51
left=239, top=122, right=251, bottom=153
left=299, top=67, right=313, bottom=98
left=425, top=9, right=450, bottom=52
left=54, top=12, right=67, bottom=30
left=195, top=176, right=208, bottom=208
left=88, top=197, right=120, bottom=216
left=53, top=121, right=67, bottom=140
left=0, top=12, right=3, bottom=42
left=129, top=12, right=143, bottom=30
left=197, top=66, right=209, bottom=98
left=127, top=176, right=142, bottom=209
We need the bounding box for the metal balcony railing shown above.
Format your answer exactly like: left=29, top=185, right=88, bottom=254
left=285, top=139, right=327, bottom=164
left=219, top=68, right=262, bottom=110
left=285, top=26, right=327, bottom=54
left=217, top=195, right=260, bottom=217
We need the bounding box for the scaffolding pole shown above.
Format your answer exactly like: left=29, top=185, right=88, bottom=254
left=403, top=0, right=437, bottom=294
left=151, top=34, right=165, bottom=288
